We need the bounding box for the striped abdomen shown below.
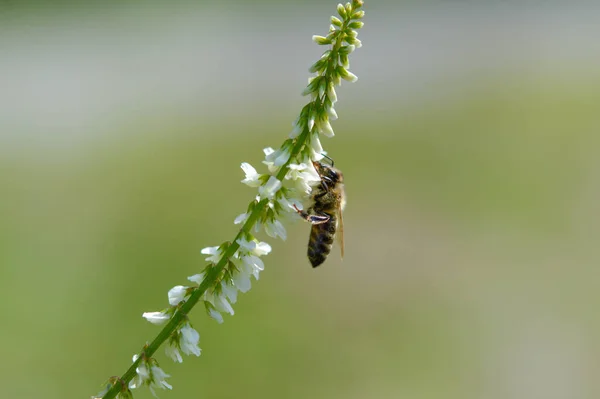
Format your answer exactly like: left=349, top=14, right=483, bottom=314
left=307, top=214, right=337, bottom=267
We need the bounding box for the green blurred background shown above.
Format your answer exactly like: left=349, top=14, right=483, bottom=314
left=1, top=1, right=599, bottom=398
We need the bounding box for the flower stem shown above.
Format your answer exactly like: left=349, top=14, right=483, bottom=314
left=100, top=0, right=364, bottom=393
left=100, top=128, right=311, bottom=399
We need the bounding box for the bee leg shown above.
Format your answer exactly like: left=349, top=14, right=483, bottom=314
left=320, top=176, right=333, bottom=191
left=293, top=205, right=330, bottom=225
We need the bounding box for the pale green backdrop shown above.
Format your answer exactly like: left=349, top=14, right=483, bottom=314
left=1, top=2, right=599, bottom=398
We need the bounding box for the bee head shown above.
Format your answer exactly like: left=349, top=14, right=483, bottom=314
left=312, top=161, right=343, bottom=184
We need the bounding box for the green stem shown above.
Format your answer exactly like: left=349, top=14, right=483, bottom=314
left=101, top=9, right=358, bottom=398
left=101, top=130, right=310, bottom=399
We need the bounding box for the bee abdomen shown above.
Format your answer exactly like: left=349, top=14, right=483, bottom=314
left=307, top=218, right=336, bottom=268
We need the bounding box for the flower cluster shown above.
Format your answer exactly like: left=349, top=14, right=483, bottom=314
left=128, top=354, right=173, bottom=397
left=103, top=2, right=364, bottom=398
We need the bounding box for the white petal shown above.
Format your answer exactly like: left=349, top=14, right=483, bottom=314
left=168, top=285, right=188, bottom=306
left=221, top=281, right=238, bottom=304
left=310, top=136, right=324, bottom=160
left=150, top=366, right=172, bottom=390
left=187, top=273, right=205, bottom=285
left=180, top=324, right=201, bottom=357
left=142, top=311, right=170, bottom=325
left=233, top=271, right=252, bottom=293
left=201, top=246, right=221, bottom=264
left=165, top=345, right=183, bottom=363
left=236, top=237, right=256, bottom=253
left=318, top=118, right=335, bottom=137
left=200, top=246, right=218, bottom=255
left=254, top=241, right=272, bottom=256
left=214, top=294, right=235, bottom=315
left=265, top=219, right=287, bottom=240
left=241, top=162, right=258, bottom=177
left=234, top=212, right=249, bottom=225
left=240, top=162, right=262, bottom=187
left=208, top=307, right=224, bottom=324
left=258, top=176, right=282, bottom=199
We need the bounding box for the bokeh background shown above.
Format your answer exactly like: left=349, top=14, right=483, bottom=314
left=1, top=1, right=599, bottom=398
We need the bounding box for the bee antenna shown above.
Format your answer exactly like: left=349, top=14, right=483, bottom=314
left=321, top=154, right=334, bottom=167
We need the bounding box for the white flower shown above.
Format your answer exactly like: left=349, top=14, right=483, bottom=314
left=180, top=324, right=201, bottom=357
left=165, top=344, right=183, bottom=363
left=207, top=306, right=224, bottom=324
left=264, top=145, right=291, bottom=171
left=317, top=116, right=334, bottom=137
left=221, top=280, right=238, bottom=304
left=148, top=365, right=172, bottom=397
left=242, top=254, right=264, bottom=280
left=264, top=219, right=287, bottom=240
left=234, top=238, right=271, bottom=280
left=290, top=116, right=305, bottom=139
left=167, top=285, right=188, bottom=306
left=234, top=212, right=249, bottom=225
left=215, top=294, right=234, bottom=315
left=258, top=176, right=282, bottom=199
left=326, top=103, right=338, bottom=120
left=129, top=355, right=172, bottom=397
left=200, top=246, right=221, bottom=264
left=232, top=270, right=251, bottom=292
left=240, top=162, right=262, bottom=187
left=187, top=272, right=205, bottom=285
left=327, top=82, right=338, bottom=104
left=203, top=290, right=234, bottom=324
left=307, top=113, right=315, bottom=132
left=237, top=237, right=272, bottom=256
left=261, top=147, right=278, bottom=172
left=142, top=311, right=170, bottom=325
left=278, top=194, right=303, bottom=212
left=310, top=136, right=325, bottom=160
left=231, top=256, right=252, bottom=293
left=286, top=163, right=321, bottom=194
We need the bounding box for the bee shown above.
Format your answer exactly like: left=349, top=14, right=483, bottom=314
left=294, top=158, right=346, bottom=267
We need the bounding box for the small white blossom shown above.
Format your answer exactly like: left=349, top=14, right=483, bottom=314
left=307, top=113, right=315, bottom=132
left=310, top=136, right=325, bottom=160
left=142, top=311, right=170, bottom=325
left=232, top=270, right=251, bottom=292
left=286, top=163, right=321, bottom=194
left=261, top=147, right=278, bottom=172
left=326, top=103, right=338, bottom=120
left=240, top=162, right=262, bottom=187
left=234, top=212, right=249, bottom=225
left=264, top=145, right=292, bottom=170
left=167, top=285, right=188, bottom=306
left=200, top=246, right=221, bottom=264
left=278, top=194, right=303, bottom=212
left=245, top=258, right=264, bottom=279
left=207, top=306, right=224, bottom=324
left=327, top=82, right=338, bottom=104
left=290, top=116, right=304, bottom=138
left=237, top=237, right=272, bottom=256
left=264, top=219, right=287, bottom=240
left=221, top=280, right=238, bottom=304
left=235, top=238, right=271, bottom=280
left=188, top=272, right=205, bottom=285
left=317, top=116, right=334, bottom=137
left=180, top=324, right=201, bottom=357
left=254, top=241, right=272, bottom=256
left=129, top=355, right=172, bottom=397
left=258, top=176, right=282, bottom=199
left=231, top=255, right=252, bottom=293
left=165, top=344, right=183, bottom=363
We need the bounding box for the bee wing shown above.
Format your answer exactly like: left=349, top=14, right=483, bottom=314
left=337, top=202, right=344, bottom=260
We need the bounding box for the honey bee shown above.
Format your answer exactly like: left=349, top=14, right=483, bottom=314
left=294, top=158, right=346, bottom=267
